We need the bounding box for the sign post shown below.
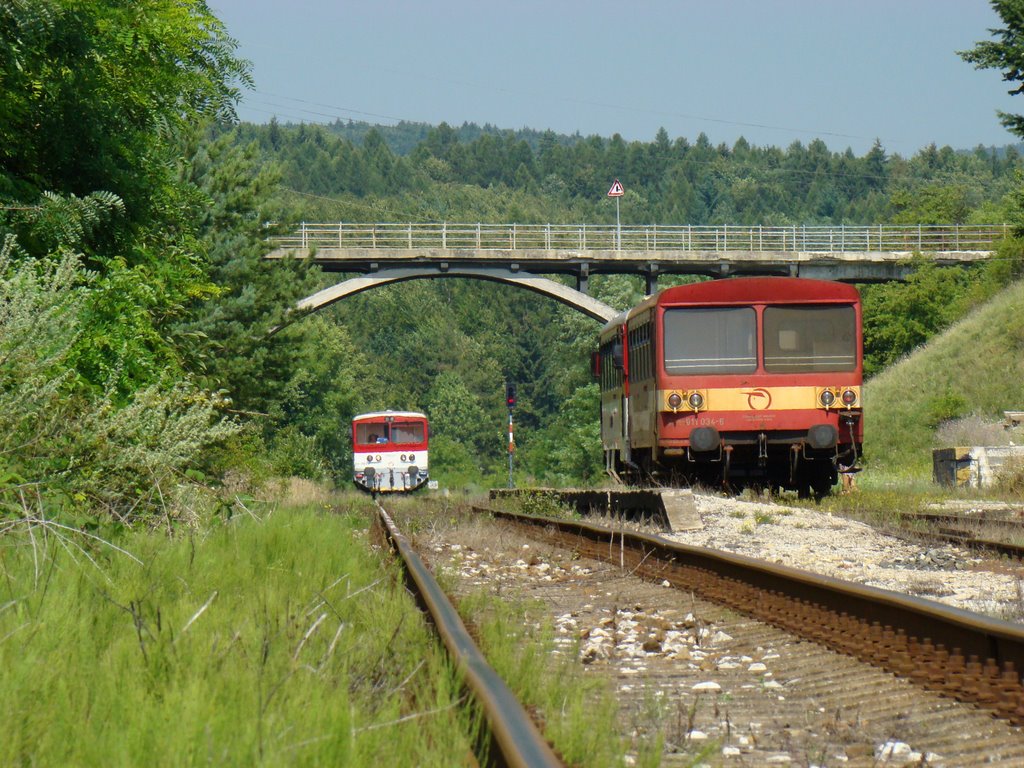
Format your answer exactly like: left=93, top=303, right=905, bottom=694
left=607, top=179, right=624, bottom=251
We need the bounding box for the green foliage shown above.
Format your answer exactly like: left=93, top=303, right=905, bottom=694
left=228, top=116, right=1024, bottom=228
left=0, top=244, right=240, bottom=523
left=521, top=383, right=604, bottom=486
left=860, top=258, right=976, bottom=376
left=924, top=389, right=970, bottom=428
left=0, top=0, right=249, bottom=229
left=889, top=182, right=973, bottom=223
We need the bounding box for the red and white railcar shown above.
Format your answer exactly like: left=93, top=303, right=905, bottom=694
left=352, top=411, right=430, bottom=493
left=597, top=277, right=863, bottom=496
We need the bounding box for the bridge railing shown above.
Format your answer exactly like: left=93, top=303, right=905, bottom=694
left=272, top=223, right=1009, bottom=253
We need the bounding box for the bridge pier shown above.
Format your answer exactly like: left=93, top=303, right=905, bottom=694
left=576, top=262, right=589, bottom=294
left=645, top=263, right=659, bottom=296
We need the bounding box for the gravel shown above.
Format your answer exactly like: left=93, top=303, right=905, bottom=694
left=662, top=493, right=1024, bottom=620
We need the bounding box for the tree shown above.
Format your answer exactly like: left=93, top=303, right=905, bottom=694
left=959, top=0, right=1024, bottom=139
left=0, top=0, right=252, bottom=395
left=0, top=0, right=250, bottom=231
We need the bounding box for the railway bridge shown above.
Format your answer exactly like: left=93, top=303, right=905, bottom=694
left=266, top=222, right=1005, bottom=322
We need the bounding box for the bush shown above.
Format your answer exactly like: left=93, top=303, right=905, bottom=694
left=0, top=241, right=241, bottom=525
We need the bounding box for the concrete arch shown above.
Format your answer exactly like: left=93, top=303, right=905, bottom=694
left=295, top=266, right=619, bottom=322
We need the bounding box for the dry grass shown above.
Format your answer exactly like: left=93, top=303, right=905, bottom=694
left=263, top=476, right=337, bottom=506
left=935, top=415, right=1018, bottom=448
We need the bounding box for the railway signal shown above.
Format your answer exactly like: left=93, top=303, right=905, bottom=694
left=505, top=381, right=516, bottom=488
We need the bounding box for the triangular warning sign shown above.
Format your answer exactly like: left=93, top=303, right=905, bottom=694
left=607, top=179, right=624, bottom=197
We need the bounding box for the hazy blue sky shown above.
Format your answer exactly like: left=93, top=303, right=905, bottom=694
left=208, top=0, right=1020, bottom=157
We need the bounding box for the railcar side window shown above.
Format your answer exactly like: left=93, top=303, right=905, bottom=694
left=391, top=422, right=425, bottom=444
left=663, top=308, right=756, bottom=374
left=763, top=305, right=857, bottom=372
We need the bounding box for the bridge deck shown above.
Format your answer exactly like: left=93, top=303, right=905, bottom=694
left=267, top=222, right=1005, bottom=283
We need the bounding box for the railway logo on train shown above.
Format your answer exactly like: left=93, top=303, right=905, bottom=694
left=596, top=277, right=863, bottom=497
left=352, top=411, right=430, bottom=493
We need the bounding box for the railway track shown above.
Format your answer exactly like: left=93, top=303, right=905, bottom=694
left=480, top=507, right=1024, bottom=721
left=373, top=492, right=1024, bottom=763
left=408, top=502, right=1024, bottom=764
left=893, top=511, right=1024, bottom=560
left=372, top=502, right=564, bottom=768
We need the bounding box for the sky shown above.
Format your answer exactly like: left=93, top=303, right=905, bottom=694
left=207, top=0, right=1021, bottom=157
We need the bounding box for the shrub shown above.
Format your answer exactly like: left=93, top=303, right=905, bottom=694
left=0, top=241, right=241, bottom=525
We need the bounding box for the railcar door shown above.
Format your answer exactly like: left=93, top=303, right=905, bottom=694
left=599, top=330, right=630, bottom=468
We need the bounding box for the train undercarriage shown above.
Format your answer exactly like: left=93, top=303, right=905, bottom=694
left=606, top=434, right=860, bottom=499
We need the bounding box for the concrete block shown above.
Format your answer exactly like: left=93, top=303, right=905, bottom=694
left=659, top=489, right=702, bottom=531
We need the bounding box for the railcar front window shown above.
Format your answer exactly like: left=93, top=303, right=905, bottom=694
left=764, top=305, right=857, bottom=372
left=663, top=307, right=756, bottom=374
left=391, top=423, right=425, bottom=444
left=355, top=424, right=381, bottom=444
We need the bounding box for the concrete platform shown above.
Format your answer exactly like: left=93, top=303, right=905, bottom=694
left=489, top=487, right=702, bottom=532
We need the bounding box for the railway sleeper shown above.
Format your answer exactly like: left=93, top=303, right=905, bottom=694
left=526, top=515, right=1024, bottom=727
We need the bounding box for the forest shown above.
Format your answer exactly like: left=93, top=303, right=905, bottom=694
left=4, top=0, right=1024, bottom=523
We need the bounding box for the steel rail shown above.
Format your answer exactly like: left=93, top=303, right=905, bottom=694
left=483, top=507, right=1024, bottom=724
left=374, top=503, right=564, bottom=768
left=892, top=512, right=1024, bottom=560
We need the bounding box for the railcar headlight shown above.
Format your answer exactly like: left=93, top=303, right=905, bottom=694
left=366, top=454, right=374, bottom=462
left=841, top=388, right=858, bottom=406
left=688, top=392, right=704, bottom=409
left=819, top=389, right=836, bottom=407
left=375, top=454, right=382, bottom=462
left=400, top=454, right=407, bottom=462
left=667, top=392, right=682, bottom=410
left=408, top=454, right=415, bottom=461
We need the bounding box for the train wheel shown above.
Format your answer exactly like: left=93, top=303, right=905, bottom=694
left=798, top=464, right=837, bottom=500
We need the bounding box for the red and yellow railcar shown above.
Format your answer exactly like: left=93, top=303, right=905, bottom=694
left=597, top=277, right=862, bottom=496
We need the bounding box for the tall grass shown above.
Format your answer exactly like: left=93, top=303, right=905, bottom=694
left=0, top=506, right=478, bottom=766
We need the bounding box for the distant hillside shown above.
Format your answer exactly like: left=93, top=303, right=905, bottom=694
left=319, top=118, right=587, bottom=155
left=864, top=279, right=1024, bottom=477
left=268, top=116, right=1024, bottom=160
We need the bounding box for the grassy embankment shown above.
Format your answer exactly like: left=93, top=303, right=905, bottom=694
left=0, top=494, right=632, bottom=766
left=813, top=278, right=1024, bottom=520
